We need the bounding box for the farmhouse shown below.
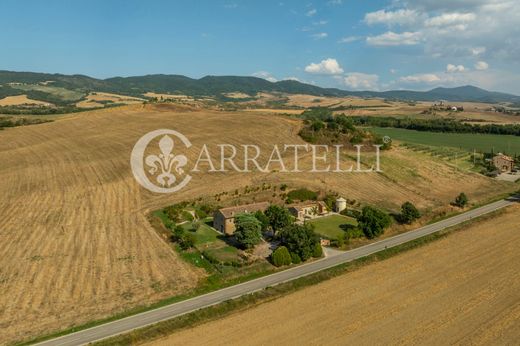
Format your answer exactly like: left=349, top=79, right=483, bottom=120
left=492, top=153, right=515, bottom=172
left=213, top=202, right=269, bottom=235
left=289, top=201, right=329, bottom=221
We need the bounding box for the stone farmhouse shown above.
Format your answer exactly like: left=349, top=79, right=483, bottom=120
left=213, top=202, right=269, bottom=235
left=492, top=153, right=515, bottom=172
left=288, top=201, right=329, bottom=221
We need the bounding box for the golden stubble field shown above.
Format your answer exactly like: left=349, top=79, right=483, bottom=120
left=0, top=104, right=514, bottom=342
left=150, top=205, right=520, bottom=346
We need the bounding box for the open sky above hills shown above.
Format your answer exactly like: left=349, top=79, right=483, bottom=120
left=0, top=0, right=519, bottom=93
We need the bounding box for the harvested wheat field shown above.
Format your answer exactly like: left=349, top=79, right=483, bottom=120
left=151, top=205, right=520, bottom=346
left=0, top=94, right=52, bottom=106
left=76, top=92, right=145, bottom=108
left=0, top=104, right=514, bottom=343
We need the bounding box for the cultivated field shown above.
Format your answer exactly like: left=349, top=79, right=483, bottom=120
left=371, top=127, right=520, bottom=154
left=0, top=104, right=515, bottom=343
left=150, top=205, right=520, bottom=346
left=0, top=94, right=52, bottom=106
left=76, top=92, right=145, bottom=108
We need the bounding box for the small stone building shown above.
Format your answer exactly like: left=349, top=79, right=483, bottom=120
left=492, top=153, right=514, bottom=172
left=335, top=197, right=347, bottom=212
left=213, top=202, right=269, bottom=235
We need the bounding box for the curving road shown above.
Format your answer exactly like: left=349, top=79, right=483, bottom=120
left=35, top=197, right=517, bottom=346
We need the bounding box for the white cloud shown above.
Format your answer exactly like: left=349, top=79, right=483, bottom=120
left=471, top=46, right=486, bottom=56
left=306, top=9, right=317, bottom=17
left=338, top=36, right=361, bottom=43
left=342, top=73, right=380, bottom=90
left=364, top=9, right=421, bottom=26
left=366, top=31, right=422, bottom=46
left=400, top=73, right=441, bottom=84
left=474, top=61, right=489, bottom=70
left=252, top=71, right=277, bottom=83
left=304, top=58, right=344, bottom=75
left=425, top=12, right=476, bottom=26
left=310, top=32, right=328, bottom=40
left=446, top=64, right=466, bottom=72
left=328, top=0, right=342, bottom=5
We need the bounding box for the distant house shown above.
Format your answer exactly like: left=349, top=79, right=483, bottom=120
left=213, top=202, right=269, bottom=235
left=288, top=201, right=328, bottom=221
left=492, top=153, right=515, bottom=172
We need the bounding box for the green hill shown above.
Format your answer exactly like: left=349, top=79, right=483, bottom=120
left=0, top=70, right=519, bottom=105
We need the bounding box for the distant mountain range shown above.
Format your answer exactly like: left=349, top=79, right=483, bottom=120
left=0, top=70, right=519, bottom=105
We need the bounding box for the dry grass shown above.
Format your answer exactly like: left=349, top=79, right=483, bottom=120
left=0, top=94, right=53, bottom=106
left=143, top=92, right=194, bottom=101
left=149, top=205, right=520, bottom=346
left=76, top=92, right=144, bottom=108
left=0, top=104, right=513, bottom=343
left=223, top=92, right=251, bottom=99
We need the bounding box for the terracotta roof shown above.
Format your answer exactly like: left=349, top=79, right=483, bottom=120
left=288, top=202, right=317, bottom=210
left=217, top=202, right=269, bottom=219
left=494, top=153, right=514, bottom=162
left=288, top=201, right=328, bottom=211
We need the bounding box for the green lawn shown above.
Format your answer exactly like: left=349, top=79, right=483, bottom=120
left=370, top=127, right=520, bottom=154
left=191, top=223, right=219, bottom=245
left=309, top=214, right=358, bottom=240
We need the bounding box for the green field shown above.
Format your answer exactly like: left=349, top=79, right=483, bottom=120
left=308, top=214, right=358, bottom=240
left=370, top=127, right=520, bottom=154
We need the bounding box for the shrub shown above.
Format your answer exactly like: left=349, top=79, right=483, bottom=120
left=341, top=208, right=361, bottom=219
left=195, top=208, right=207, bottom=219
left=398, top=201, right=421, bottom=224
left=182, top=211, right=194, bottom=222
left=287, top=188, right=318, bottom=201
left=454, top=193, right=468, bottom=208
left=179, top=233, right=196, bottom=250
left=323, top=194, right=337, bottom=211
left=313, top=243, right=323, bottom=258
left=336, top=233, right=345, bottom=247
left=271, top=246, right=291, bottom=267
left=290, top=252, right=302, bottom=264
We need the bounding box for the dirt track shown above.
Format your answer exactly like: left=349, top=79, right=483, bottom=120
left=151, top=205, right=520, bottom=345
left=0, top=105, right=513, bottom=343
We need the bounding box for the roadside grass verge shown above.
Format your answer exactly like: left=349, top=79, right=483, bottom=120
left=91, top=208, right=508, bottom=346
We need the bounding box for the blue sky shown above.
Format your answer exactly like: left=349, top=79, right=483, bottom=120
left=1, top=0, right=519, bottom=93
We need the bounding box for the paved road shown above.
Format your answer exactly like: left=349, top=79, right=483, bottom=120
left=36, top=198, right=517, bottom=346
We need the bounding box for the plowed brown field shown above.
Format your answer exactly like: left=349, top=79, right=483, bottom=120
left=151, top=205, right=520, bottom=346
left=0, top=104, right=513, bottom=343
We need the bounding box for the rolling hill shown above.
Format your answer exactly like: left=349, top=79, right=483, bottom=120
left=0, top=70, right=519, bottom=105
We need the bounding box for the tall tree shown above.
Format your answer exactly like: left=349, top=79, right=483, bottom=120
left=234, top=213, right=262, bottom=249
left=358, top=206, right=392, bottom=239
left=264, top=205, right=292, bottom=232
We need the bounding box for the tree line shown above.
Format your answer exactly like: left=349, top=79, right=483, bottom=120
left=351, top=116, right=520, bottom=136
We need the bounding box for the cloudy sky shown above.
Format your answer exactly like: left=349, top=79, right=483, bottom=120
left=0, top=0, right=518, bottom=93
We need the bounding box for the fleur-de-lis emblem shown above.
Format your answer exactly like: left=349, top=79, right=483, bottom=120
left=145, top=135, right=188, bottom=187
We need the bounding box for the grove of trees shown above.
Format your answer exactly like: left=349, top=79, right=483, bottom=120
left=358, top=206, right=392, bottom=239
